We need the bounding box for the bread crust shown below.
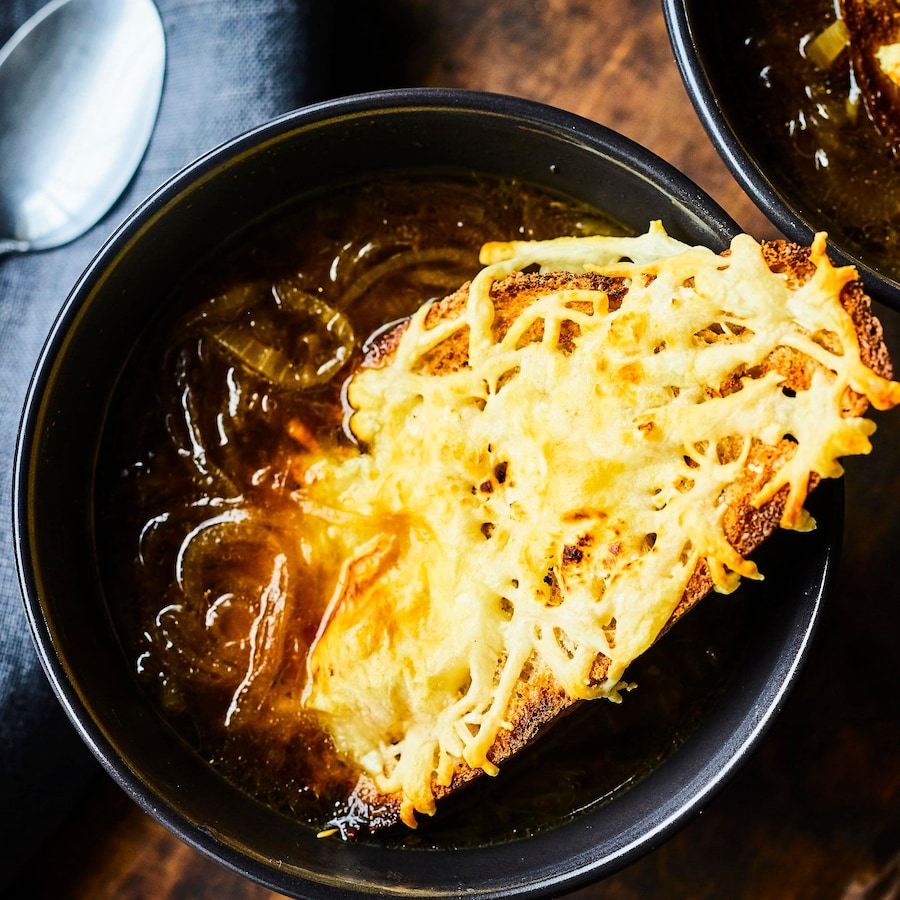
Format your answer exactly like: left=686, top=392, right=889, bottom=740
left=840, top=0, right=900, bottom=149
left=338, top=240, right=893, bottom=830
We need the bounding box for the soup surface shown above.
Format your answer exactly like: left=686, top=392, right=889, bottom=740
left=96, top=174, right=750, bottom=845
left=719, top=1, right=900, bottom=277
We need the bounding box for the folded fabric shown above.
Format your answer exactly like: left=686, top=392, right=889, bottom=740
left=0, top=0, right=329, bottom=885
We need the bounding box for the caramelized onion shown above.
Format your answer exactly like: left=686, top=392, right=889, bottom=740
left=223, top=551, right=290, bottom=728
left=337, top=246, right=474, bottom=308
left=199, top=282, right=355, bottom=389
left=148, top=511, right=294, bottom=718
left=804, top=18, right=850, bottom=69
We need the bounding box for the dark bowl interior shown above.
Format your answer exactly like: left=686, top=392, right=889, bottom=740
left=663, top=0, right=900, bottom=312
left=13, top=89, right=839, bottom=898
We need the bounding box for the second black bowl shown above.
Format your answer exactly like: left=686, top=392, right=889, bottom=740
left=664, top=0, right=900, bottom=311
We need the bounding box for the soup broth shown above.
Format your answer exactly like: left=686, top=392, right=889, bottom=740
left=96, top=174, right=750, bottom=845
left=719, top=1, right=900, bottom=276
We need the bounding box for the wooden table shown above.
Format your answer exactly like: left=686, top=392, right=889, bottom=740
left=12, top=0, right=900, bottom=897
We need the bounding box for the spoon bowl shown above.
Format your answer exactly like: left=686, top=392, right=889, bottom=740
left=0, top=0, right=165, bottom=255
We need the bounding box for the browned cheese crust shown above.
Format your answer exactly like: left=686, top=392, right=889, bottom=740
left=346, top=240, right=893, bottom=828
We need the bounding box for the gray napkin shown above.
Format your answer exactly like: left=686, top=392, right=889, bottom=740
left=0, top=0, right=330, bottom=883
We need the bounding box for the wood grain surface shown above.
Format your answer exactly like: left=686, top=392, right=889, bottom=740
left=9, top=1, right=900, bottom=898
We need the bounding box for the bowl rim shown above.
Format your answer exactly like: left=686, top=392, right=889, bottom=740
left=105, top=85, right=744, bottom=255
left=13, top=86, right=838, bottom=899
left=661, top=0, right=900, bottom=312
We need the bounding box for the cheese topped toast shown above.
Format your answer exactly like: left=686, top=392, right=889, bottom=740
left=297, top=224, right=899, bottom=832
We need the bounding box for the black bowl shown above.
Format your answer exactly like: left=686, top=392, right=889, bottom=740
left=664, top=0, right=900, bottom=311
left=13, top=88, right=839, bottom=898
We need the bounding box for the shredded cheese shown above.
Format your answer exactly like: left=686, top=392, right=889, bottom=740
left=296, top=223, right=900, bottom=827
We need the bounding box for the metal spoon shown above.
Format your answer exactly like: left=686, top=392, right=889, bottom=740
left=0, top=0, right=165, bottom=256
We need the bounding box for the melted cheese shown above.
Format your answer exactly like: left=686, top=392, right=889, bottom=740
left=297, top=223, right=900, bottom=827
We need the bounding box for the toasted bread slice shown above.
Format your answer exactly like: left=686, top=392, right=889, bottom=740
left=304, top=228, right=899, bottom=834
left=840, top=0, right=900, bottom=147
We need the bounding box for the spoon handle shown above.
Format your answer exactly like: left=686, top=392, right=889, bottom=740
left=0, top=239, right=27, bottom=257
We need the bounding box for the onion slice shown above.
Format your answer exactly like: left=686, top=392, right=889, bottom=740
left=201, top=283, right=355, bottom=389
left=805, top=18, right=850, bottom=69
